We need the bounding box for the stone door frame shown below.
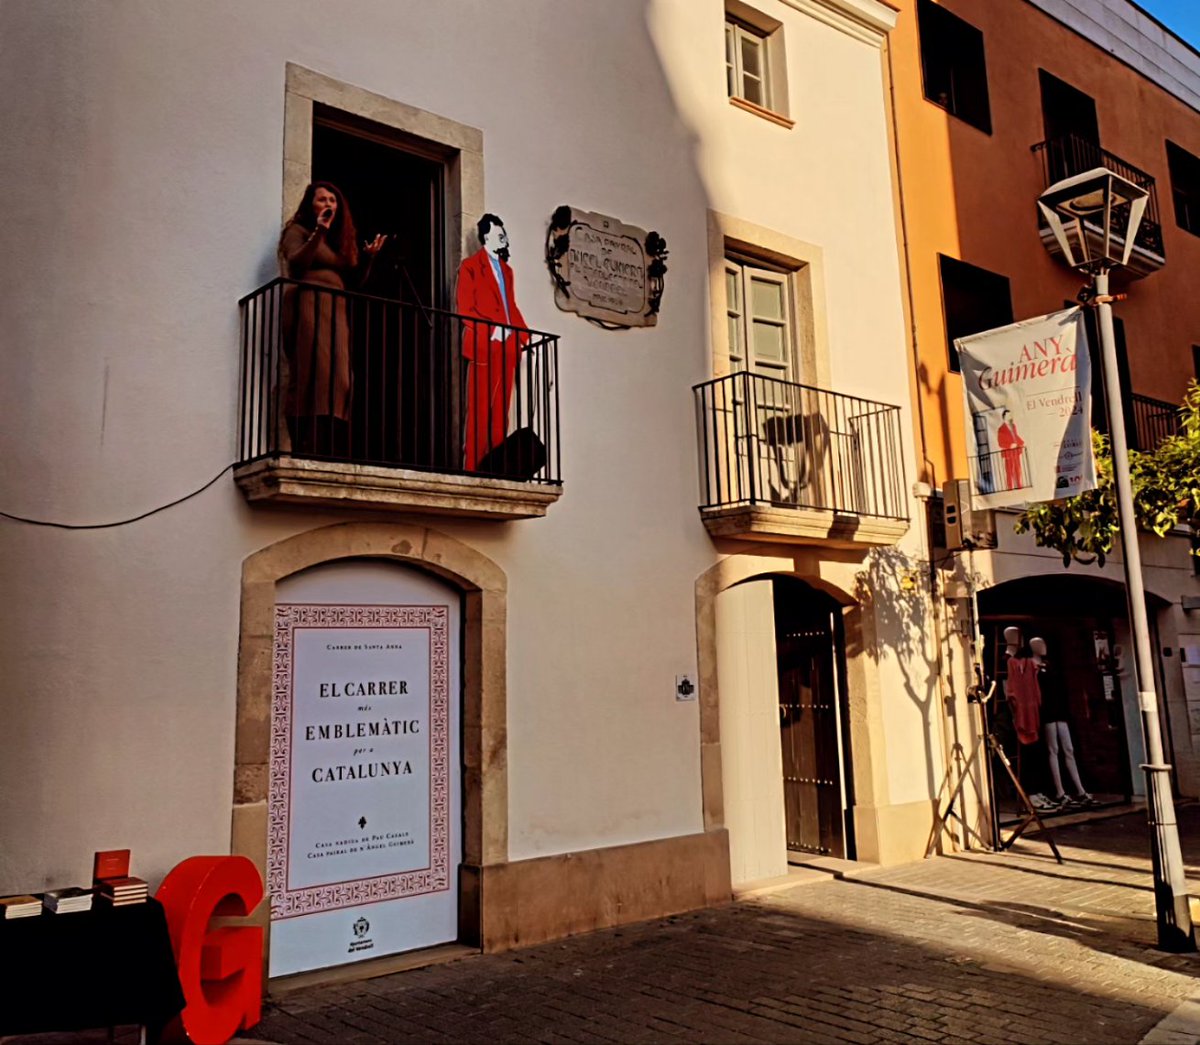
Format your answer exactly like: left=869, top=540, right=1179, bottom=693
left=232, top=521, right=507, bottom=971
left=695, top=551, right=892, bottom=861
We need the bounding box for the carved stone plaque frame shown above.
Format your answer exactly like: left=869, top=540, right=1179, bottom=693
left=546, top=206, right=668, bottom=328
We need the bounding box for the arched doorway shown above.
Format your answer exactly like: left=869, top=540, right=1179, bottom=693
left=775, top=577, right=854, bottom=860
left=269, top=559, right=462, bottom=978
left=233, top=521, right=509, bottom=981
left=716, top=574, right=855, bottom=884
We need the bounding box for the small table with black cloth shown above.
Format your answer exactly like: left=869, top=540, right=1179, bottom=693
left=0, top=898, right=185, bottom=1042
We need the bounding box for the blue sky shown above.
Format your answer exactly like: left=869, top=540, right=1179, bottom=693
left=1136, top=1, right=1200, bottom=48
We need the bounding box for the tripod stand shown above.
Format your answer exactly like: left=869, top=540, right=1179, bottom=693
left=926, top=671, right=998, bottom=856
left=927, top=668, right=1062, bottom=863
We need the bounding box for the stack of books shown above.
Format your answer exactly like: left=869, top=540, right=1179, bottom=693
left=0, top=894, right=42, bottom=919
left=92, top=848, right=148, bottom=907
left=43, top=887, right=94, bottom=914
left=96, top=876, right=148, bottom=907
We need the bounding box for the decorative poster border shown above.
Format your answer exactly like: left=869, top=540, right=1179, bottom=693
left=268, top=604, right=450, bottom=919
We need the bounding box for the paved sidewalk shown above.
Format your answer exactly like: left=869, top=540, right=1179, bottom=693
left=9, top=809, right=1200, bottom=1043
left=254, top=809, right=1200, bottom=1044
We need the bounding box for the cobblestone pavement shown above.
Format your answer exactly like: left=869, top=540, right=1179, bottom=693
left=11, top=809, right=1200, bottom=1044
left=253, top=809, right=1200, bottom=1044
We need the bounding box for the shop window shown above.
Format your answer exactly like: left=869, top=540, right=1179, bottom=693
left=917, top=0, right=992, bottom=134
left=939, top=255, right=1013, bottom=373
left=724, top=2, right=789, bottom=121
left=1168, top=141, right=1200, bottom=237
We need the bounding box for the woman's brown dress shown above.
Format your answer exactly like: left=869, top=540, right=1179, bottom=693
left=278, top=222, right=354, bottom=423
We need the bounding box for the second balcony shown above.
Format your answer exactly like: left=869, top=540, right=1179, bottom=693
left=1032, top=134, right=1165, bottom=278
left=693, top=371, right=909, bottom=548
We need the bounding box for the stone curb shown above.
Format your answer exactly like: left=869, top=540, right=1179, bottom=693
left=1141, top=998, right=1200, bottom=1044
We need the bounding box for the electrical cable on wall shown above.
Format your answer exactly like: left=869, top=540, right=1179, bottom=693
left=0, top=464, right=233, bottom=530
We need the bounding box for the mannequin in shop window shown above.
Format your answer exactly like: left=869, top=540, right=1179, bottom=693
left=1003, top=626, right=1054, bottom=810
left=1030, top=636, right=1097, bottom=809
left=1004, top=627, right=1041, bottom=746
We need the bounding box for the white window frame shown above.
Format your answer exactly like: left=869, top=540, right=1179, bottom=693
left=725, top=19, right=771, bottom=110
left=725, top=258, right=795, bottom=381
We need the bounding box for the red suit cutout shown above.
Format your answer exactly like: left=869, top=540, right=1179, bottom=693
left=997, top=419, right=1025, bottom=491
left=457, top=247, right=528, bottom=471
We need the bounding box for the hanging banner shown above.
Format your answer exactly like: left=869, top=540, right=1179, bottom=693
left=956, top=306, right=1095, bottom=509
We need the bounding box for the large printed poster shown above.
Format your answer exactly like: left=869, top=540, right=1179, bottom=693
left=956, top=307, right=1096, bottom=509
left=268, top=562, right=460, bottom=978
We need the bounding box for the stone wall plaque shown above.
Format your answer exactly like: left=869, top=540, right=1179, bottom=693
left=546, top=206, right=668, bottom=328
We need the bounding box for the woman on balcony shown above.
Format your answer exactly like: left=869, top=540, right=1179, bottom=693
left=278, top=182, right=385, bottom=456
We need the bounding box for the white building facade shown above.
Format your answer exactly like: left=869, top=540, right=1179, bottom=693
left=0, top=0, right=938, bottom=981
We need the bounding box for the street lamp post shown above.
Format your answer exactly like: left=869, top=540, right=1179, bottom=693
left=1038, top=169, right=1196, bottom=953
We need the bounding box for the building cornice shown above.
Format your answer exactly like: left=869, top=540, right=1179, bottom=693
left=1025, top=0, right=1200, bottom=115
left=780, top=0, right=898, bottom=47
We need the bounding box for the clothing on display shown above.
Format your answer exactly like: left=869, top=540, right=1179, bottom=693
left=1005, top=654, right=1042, bottom=745
left=1031, top=636, right=1095, bottom=807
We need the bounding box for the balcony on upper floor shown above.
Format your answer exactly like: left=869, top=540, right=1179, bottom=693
left=1031, top=134, right=1165, bottom=278
left=234, top=279, right=562, bottom=518
left=693, top=371, right=909, bottom=548
left=1129, top=392, right=1181, bottom=452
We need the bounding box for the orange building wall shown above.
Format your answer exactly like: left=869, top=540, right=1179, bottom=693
left=886, top=0, right=1200, bottom=486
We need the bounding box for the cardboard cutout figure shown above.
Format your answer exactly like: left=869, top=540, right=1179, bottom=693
left=996, top=410, right=1025, bottom=491
left=457, top=213, right=528, bottom=471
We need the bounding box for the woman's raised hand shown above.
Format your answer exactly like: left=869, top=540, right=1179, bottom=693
left=364, top=233, right=388, bottom=256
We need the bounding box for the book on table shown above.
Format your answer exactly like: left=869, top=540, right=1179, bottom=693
left=0, top=894, right=43, bottom=919
left=92, top=849, right=131, bottom=882
left=43, top=887, right=94, bottom=913
left=97, top=876, right=149, bottom=905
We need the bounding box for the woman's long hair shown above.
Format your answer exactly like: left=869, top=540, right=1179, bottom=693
left=288, top=181, right=359, bottom=266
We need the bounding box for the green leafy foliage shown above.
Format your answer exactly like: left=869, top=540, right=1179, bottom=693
left=1014, top=381, right=1200, bottom=566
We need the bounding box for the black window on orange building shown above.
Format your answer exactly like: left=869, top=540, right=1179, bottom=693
left=1166, top=140, right=1200, bottom=237
left=938, top=255, right=1012, bottom=373
left=917, top=0, right=992, bottom=135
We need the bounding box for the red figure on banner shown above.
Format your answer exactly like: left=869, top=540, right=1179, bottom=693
left=457, top=213, right=528, bottom=471
left=997, top=409, right=1025, bottom=490
left=156, top=856, right=265, bottom=1045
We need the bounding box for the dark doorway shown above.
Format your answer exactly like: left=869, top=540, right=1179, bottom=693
left=1039, top=71, right=1100, bottom=183
left=312, top=107, right=445, bottom=306
left=311, top=108, right=457, bottom=470
left=979, top=577, right=1134, bottom=819
left=774, top=578, right=854, bottom=859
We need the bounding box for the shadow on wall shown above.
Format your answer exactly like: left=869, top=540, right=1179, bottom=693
left=853, top=546, right=943, bottom=801
left=0, top=0, right=717, bottom=895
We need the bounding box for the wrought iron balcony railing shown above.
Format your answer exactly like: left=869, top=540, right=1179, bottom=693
left=693, top=371, right=908, bottom=521
left=1129, top=392, right=1180, bottom=452
left=1031, top=134, right=1165, bottom=261
left=237, top=278, right=561, bottom=485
